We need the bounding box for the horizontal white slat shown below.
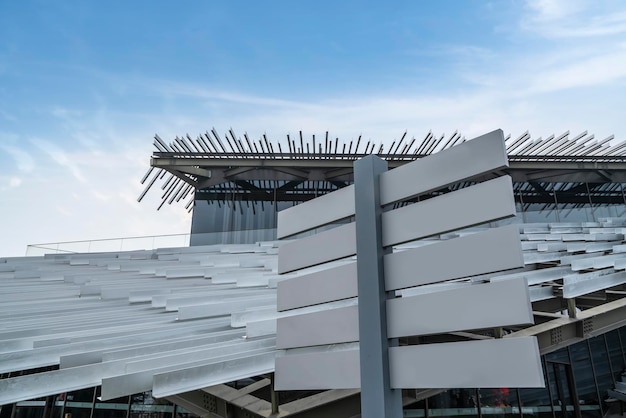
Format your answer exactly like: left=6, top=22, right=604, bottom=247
left=384, top=225, right=523, bottom=291
left=379, top=129, right=508, bottom=205
left=152, top=351, right=276, bottom=398
left=176, top=295, right=276, bottom=320
left=389, top=337, right=543, bottom=388
left=277, top=185, right=356, bottom=239
left=381, top=176, right=516, bottom=247
left=529, top=285, right=555, bottom=302
left=103, top=346, right=276, bottom=400
left=571, top=253, right=626, bottom=271
left=276, top=305, right=358, bottom=349
left=277, top=262, right=357, bottom=311
left=386, top=278, right=533, bottom=338
left=278, top=177, right=515, bottom=273
left=274, top=346, right=360, bottom=390
left=491, top=265, right=571, bottom=286
left=277, top=223, right=356, bottom=274
left=563, top=271, right=626, bottom=298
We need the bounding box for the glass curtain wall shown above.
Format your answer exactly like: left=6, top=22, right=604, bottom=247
left=190, top=181, right=626, bottom=246
left=516, top=182, right=626, bottom=224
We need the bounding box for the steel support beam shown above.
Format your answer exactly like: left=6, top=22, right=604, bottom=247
left=354, top=155, right=402, bottom=418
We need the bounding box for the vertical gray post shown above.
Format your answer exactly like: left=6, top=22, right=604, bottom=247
left=354, top=155, right=402, bottom=418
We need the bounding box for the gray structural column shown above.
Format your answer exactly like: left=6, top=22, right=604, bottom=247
left=354, top=155, right=402, bottom=418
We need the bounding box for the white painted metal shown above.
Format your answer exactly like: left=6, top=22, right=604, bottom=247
left=389, top=337, right=543, bottom=388
left=379, top=129, right=508, bottom=205
left=277, top=178, right=516, bottom=274
left=563, top=271, right=626, bottom=298
left=386, top=278, right=533, bottom=338
left=384, top=225, right=523, bottom=290
left=277, top=223, right=356, bottom=274
left=277, top=262, right=357, bottom=311
left=277, top=185, right=355, bottom=239
left=176, top=295, right=276, bottom=320
left=102, top=345, right=276, bottom=400
left=381, top=176, right=516, bottom=246
left=276, top=305, right=359, bottom=349
left=152, top=351, right=277, bottom=398
left=274, top=346, right=360, bottom=390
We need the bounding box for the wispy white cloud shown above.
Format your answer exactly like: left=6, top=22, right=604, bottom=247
left=526, top=47, right=626, bottom=93
left=0, top=176, right=22, bottom=190
left=29, top=138, right=87, bottom=183
left=522, top=0, right=626, bottom=38
left=153, top=81, right=315, bottom=110
left=525, top=0, right=586, bottom=21
left=0, top=143, right=35, bottom=173
left=9, top=177, right=21, bottom=188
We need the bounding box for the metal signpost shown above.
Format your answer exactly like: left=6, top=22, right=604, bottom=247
left=274, top=129, right=544, bottom=418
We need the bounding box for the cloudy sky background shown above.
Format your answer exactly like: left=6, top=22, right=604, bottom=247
left=1, top=0, right=626, bottom=256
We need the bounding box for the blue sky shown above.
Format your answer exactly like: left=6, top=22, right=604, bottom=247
left=1, top=0, right=626, bottom=256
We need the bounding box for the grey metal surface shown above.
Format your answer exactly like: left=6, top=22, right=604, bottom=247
left=274, top=346, right=361, bottom=390
left=386, top=278, right=533, bottom=338
left=276, top=305, right=358, bottom=349
left=277, top=184, right=355, bottom=239
left=384, top=225, right=523, bottom=290
left=388, top=337, right=543, bottom=388
left=152, top=350, right=277, bottom=398
left=353, top=155, right=402, bottom=418
left=381, top=176, right=516, bottom=246
left=277, top=262, right=357, bottom=311
left=379, top=129, right=508, bottom=205
left=277, top=222, right=356, bottom=273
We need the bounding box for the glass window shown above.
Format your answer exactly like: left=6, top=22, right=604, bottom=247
left=428, top=389, right=479, bottom=417
left=174, top=406, right=199, bottom=418
left=569, top=342, right=602, bottom=417
left=93, top=387, right=128, bottom=418
left=547, top=362, right=577, bottom=418
left=14, top=405, right=44, bottom=418
left=519, top=359, right=553, bottom=418
left=588, top=336, right=614, bottom=406
left=130, top=391, right=173, bottom=418
left=403, top=399, right=426, bottom=418
left=606, top=330, right=625, bottom=382
left=64, top=388, right=95, bottom=418
left=479, top=388, right=519, bottom=418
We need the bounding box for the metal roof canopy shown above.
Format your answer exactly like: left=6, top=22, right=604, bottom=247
left=139, top=129, right=626, bottom=211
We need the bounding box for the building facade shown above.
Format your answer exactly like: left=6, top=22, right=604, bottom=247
left=2, top=129, right=626, bottom=418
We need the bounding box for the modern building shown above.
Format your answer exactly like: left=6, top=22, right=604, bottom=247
left=2, top=129, right=626, bottom=418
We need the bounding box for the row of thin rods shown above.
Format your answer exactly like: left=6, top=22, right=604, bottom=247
left=140, top=129, right=625, bottom=212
